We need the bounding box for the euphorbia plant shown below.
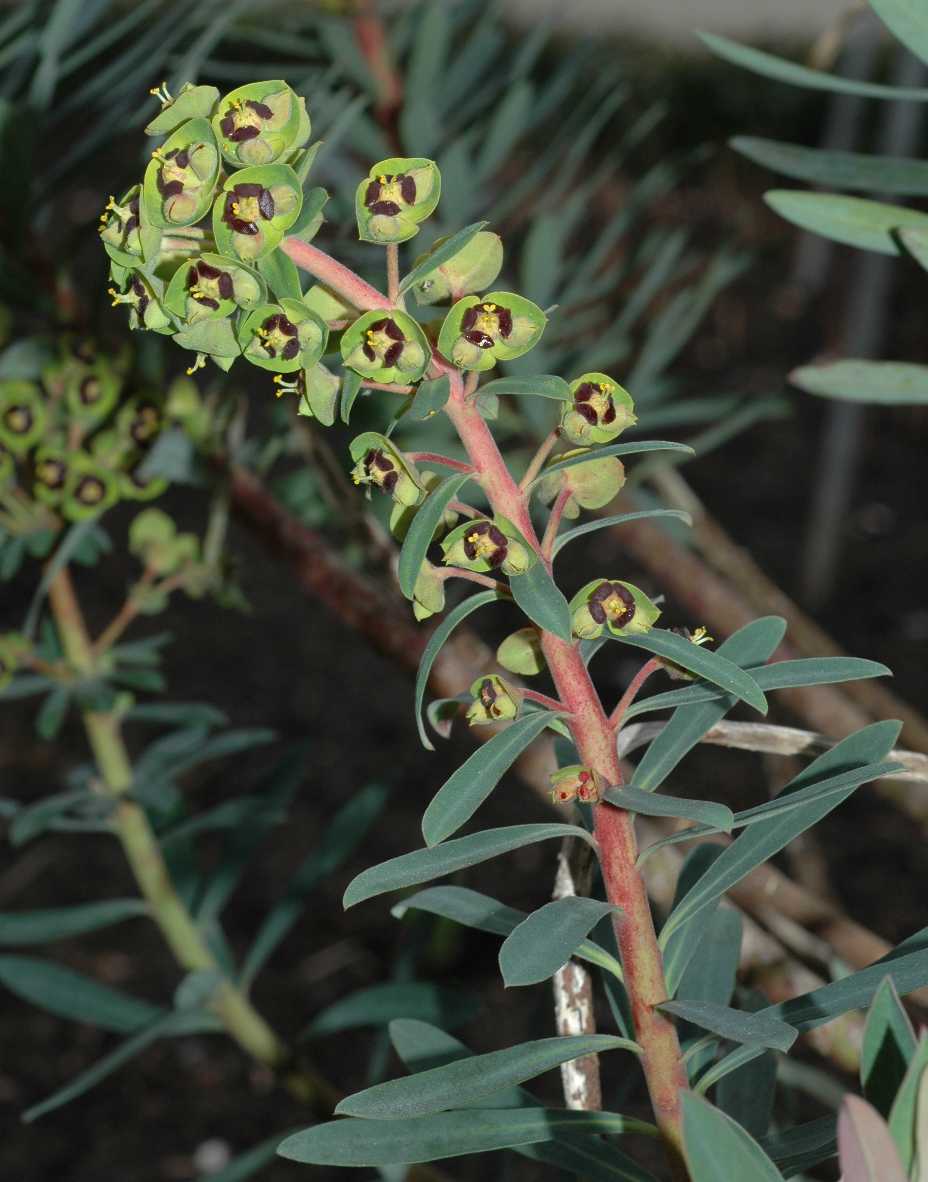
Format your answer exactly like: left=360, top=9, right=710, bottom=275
left=102, top=76, right=928, bottom=1181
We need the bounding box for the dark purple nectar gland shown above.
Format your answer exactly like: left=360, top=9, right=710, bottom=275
left=360, top=448, right=399, bottom=494
left=364, top=173, right=417, bottom=217
left=362, top=318, right=406, bottom=367
left=463, top=521, right=508, bottom=568
left=460, top=302, right=513, bottom=349
left=477, top=678, right=505, bottom=718
left=573, top=381, right=617, bottom=428
left=223, top=183, right=275, bottom=237
left=219, top=97, right=273, bottom=143
left=588, top=581, right=636, bottom=629
left=187, top=259, right=234, bottom=309
left=107, top=277, right=151, bottom=319
left=256, top=313, right=300, bottom=361
left=2, top=404, right=34, bottom=437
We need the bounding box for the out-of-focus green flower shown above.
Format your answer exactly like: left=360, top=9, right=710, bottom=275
left=0, top=381, right=46, bottom=453
left=62, top=455, right=119, bottom=521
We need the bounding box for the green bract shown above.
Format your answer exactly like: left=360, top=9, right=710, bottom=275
left=560, top=372, right=637, bottom=446
left=356, top=157, right=441, bottom=244
left=211, top=81, right=305, bottom=167
left=341, top=311, right=430, bottom=384
left=569, top=578, right=660, bottom=640
left=349, top=433, right=423, bottom=508
left=411, top=230, right=504, bottom=305
left=213, top=165, right=302, bottom=263
left=466, top=675, right=521, bottom=726
left=98, top=184, right=160, bottom=269
left=239, top=299, right=328, bottom=373
left=390, top=469, right=459, bottom=542
left=538, top=450, right=626, bottom=518
left=497, top=627, right=546, bottom=676
left=165, top=253, right=266, bottom=325
left=107, top=274, right=173, bottom=334
left=437, top=292, right=546, bottom=372
left=142, top=118, right=220, bottom=230
left=293, top=363, right=340, bottom=425
left=441, top=517, right=533, bottom=576
left=146, top=82, right=220, bottom=137
left=0, top=381, right=46, bottom=453
left=62, top=454, right=119, bottom=522
left=412, top=562, right=446, bottom=622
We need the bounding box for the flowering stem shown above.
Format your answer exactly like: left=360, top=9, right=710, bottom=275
left=438, top=566, right=502, bottom=592
left=519, top=428, right=560, bottom=490
left=281, top=238, right=391, bottom=311
left=361, top=379, right=414, bottom=395
left=386, top=243, right=401, bottom=304
left=522, top=689, right=565, bottom=712
left=609, top=657, right=662, bottom=731
left=541, top=485, right=572, bottom=561
left=406, top=452, right=474, bottom=474
left=447, top=499, right=482, bottom=519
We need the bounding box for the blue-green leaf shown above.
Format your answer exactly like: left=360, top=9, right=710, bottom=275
left=304, top=982, right=478, bottom=1038
left=340, top=368, right=362, bottom=423
left=0, top=954, right=162, bottom=1032
left=0, top=899, right=148, bottom=945
left=508, top=561, right=572, bottom=642
left=477, top=374, right=570, bottom=400
left=553, top=510, right=691, bottom=557
left=604, top=786, right=733, bottom=834
left=344, top=823, right=595, bottom=909
left=733, top=136, right=928, bottom=196
left=765, top=190, right=928, bottom=256
left=659, top=1000, right=796, bottom=1052
left=422, top=710, right=561, bottom=845
left=399, top=221, right=489, bottom=294
left=499, top=898, right=620, bottom=987
left=533, top=441, right=693, bottom=485
left=758, top=1117, right=836, bottom=1176
left=791, top=359, right=928, bottom=405
left=870, top=0, right=928, bottom=68
left=662, top=845, right=728, bottom=998
left=407, top=375, right=450, bottom=420
left=682, top=1092, right=782, bottom=1182
left=861, top=976, right=917, bottom=1116
left=888, top=1032, right=928, bottom=1170
left=398, top=471, right=472, bottom=598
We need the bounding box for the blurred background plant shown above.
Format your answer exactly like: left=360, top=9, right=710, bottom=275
left=2, top=1, right=928, bottom=1180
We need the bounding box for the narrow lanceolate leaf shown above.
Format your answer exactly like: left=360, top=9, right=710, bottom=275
left=304, top=982, right=478, bottom=1038
left=700, top=32, right=928, bottom=100
left=553, top=510, right=691, bottom=557
left=660, top=721, right=901, bottom=945
left=604, top=786, right=733, bottom=833
left=422, top=711, right=560, bottom=845
left=508, top=562, right=573, bottom=642
left=791, top=360, right=928, bottom=405
left=335, top=1034, right=639, bottom=1119
left=534, top=440, right=693, bottom=485
left=717, top=1045, right=777, bottom=1140
left=407, top=374, right=450, bottom=420
left=0, top=899, right=148, bottom=945
left=399, top=221, right=489, bottom=294
left=662, top=845, right=728, bottom=998
left=415, top=589, right=502, bottom=750
left=758, top=1117, right=837, bottom=1176
left=659, top=1000, right=796, bottom=1052
left=398, top=471, right=472, bottom=598
left=841, top=1095, right=908, bottom=1182
left=0, top=955, right=162, bottom=1033
left=765, top=190, right=928, bottom=256
left=278, top=1107, right=654, bottom=1166
left=499, top=898, right=619, bottom=987
left=612, top=629, right=767, bottom=714
left=861, top=977, right=917, bottom=1115
left=732, top=137, right=928, bottom=196
left=870, top=0, right=928, bottom=69
left=477, top=374, right=570, bottom=400
left=625, top=655, right=891, bottom=720
left=889, top=1033, right=928, bottom=1170
left=681, top=1093, right=782, bottom=1182
left=344, top=823, right=595, bottom=909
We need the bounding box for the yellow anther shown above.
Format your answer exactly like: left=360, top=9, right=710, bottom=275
left=484, top=303, right=497, bottom=312
left=378, top=175, right=388, bottom=184
left=690, top=626, right=713, bottom=646
left=231, top=201, right=240, bottom=215
left=185, top=353, right=207, bottom=376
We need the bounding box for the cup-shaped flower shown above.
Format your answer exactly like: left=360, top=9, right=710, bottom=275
left=239, top=299, right=328, bottom=373
left=341, top=311, right=430, bottom=384
left=560, top=372, right=637, bottom=446
left=0, top=381, right=46, bottom=454
left=412, top=562, right=446, bottom=622
left=64, top=360, right=121, bottom=425
left=497, top=627, right=546, bottom=676
left=356, top=157, right=441, bottom=244
left=441, top=517, right=533, bottom=576
left=411, top=231, right=504, bottom=305
left=146, top=82, right=220, bottom=136
left=550, top=765, right=603, bottom=805
left=142, top=118, right=220, bottom=229
left=107, top=273, right=174, bottom=334
left=537, top=451, right=626, bottom=519
left=349, top=432, right=424, bottom=508
left=212, top=81, right=305, bottom=167
left=62, top=455, right=119, bottom=522
left=466, top=675, right=521, bottom=726
left=438, top=292, right=546, bottom=372
left=570, top=578, right=660, bottom=640
left=117, top=396, right=164, bottom=451
left=99, top=185, right=160, bottom=269
left=212, top=165, right=302, bottom=263
left=32, top=446, right=70, bottom=507
left=165, top=253, right=266, bottom=325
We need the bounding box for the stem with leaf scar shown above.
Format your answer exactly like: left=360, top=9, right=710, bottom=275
left=45, top=565, right=339, bottom=1112
left=288, top=243, right=690, bottom=1171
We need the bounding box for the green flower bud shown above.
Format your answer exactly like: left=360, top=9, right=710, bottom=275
left=212, top=81, right=305, bottom=167
left=129, top=507, right=175, bottom=564
left=537, top=450, right=626, bottom=519
left=349, top=432, right=424, bottom=508
left=497, top=627, right=546, bottom=676
left=411, top=231, right=504, bottom=305
left=212, top=164, right=303, bottom=262
left=62, top=455, right=119, bottom=521
left=550, top=765, right=603, bottom=805
left=355, top=157, right=441, bottom=244
left=466, top=675, right=521, bottom=726
left=164, top=252, right=266, bottom=325
left=441, top=517, right=533, bottom=577
left=107, top=273, right=173, bottom=334
left=560, top=372, right=637, bottom=446
left=64, top=359, right=121, bottom=425
left=146, top=82, right=220, bottom=137
left=0, top=381, right=45, bottom=454
left=98, top=184, right=161, bottom=269
left=143, top=118, right=220, bottom=229
left=569, top=578, right=660, bottom=641
left=32, top=446, right=70, bottom=506
left=341, top=310, right=429, bottom=384
left=412, top=562, right=446, bottom=622
left=437, top=292, right=546, bottom=372
left=240, top=298, right=328, bottom=373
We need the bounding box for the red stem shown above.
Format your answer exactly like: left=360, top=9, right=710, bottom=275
left=521, top=689, right=565, bottom=712
left=407, top=452, right=475, bottom=474
left=609, top=658, right=662, bottom=731
left=281, top=239, right=391, bottom=311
